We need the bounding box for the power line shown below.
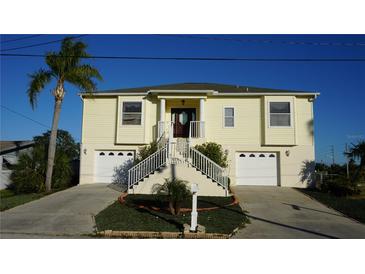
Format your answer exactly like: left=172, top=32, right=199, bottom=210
left=0, top=35, right=88, bottom=52
left=0, top=34, right=43, bottom=44
left=161, top=34, right=365, bottom=47
left=1, top=105, right=50, bottom=129
left=1, top=53, right=365, bottom=62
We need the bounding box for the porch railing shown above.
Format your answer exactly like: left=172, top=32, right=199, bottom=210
left=189, top=121, right=205, bottom=139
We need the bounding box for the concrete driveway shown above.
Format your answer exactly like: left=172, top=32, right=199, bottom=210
left=0, top=184, right=120, bottom=238
left=232, top=186, right=365, bottom=239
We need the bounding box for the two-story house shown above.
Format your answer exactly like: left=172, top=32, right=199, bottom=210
left=79, top=83, right=319, bottom=196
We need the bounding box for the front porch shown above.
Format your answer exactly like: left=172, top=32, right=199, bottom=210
left=156, top=96, right=206, bottom=141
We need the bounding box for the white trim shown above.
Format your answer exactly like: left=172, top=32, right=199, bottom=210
left=80, top=91, right=320, bottom=97
left=267, top=101, right=293, bottom=128
left=120, top=100, right=144, bottom=127
left=149, top=89, right=217, bottom=95
left=223, top=106, right=235, bottom=128
left=214, top=92, right=319, bottom=97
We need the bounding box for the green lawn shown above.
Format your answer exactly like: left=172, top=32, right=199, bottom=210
left=298, top=186, right=365, bottom=224
left=0, top=189, right=47, bottom=211
left=95, top=194, right=248, bottom=234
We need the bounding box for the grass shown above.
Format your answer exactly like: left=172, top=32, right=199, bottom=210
left=298, top=185, right=365, bottom=224
left=0, top=187, right=68, bottom=211
left=95, top=194, right=248, bottom=234
left=0, top=189, right=47, bottom=211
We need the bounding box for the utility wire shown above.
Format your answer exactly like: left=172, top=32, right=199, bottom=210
left=1, top=53, right=365, bottom=62
left=0, top=35, right=88, bottom=52
left=0, top=34, right=43, bottom=44
left=161, top=34, right=365, bottom=47
left=1, top=105, right=50, bottom=129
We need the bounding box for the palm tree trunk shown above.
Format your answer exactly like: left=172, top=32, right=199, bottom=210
left=44, top=98, right=63, bottom=192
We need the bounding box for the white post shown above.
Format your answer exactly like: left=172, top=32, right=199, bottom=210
left=168, top=121, right=173, bottom=159
left=199, top=98, right=205, bottom=138
left=159, top=99, right=166, bottom=138
left=190, top=183, right=199, bottom=232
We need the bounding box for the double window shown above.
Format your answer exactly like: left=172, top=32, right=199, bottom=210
left=122, top=102, right=142, bottom=125
left=224, top=107, right=234, bottom=127
left=269, top=102, right=291, bottom=127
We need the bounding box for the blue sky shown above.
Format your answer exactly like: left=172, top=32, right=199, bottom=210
left=1, top=34, right=364, bottom=164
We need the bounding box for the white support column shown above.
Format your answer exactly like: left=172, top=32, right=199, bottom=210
left=199, top=98, right=205, bottom=138
left=160, top=98, right=166, bottom=122
left=159, top=98, right=166, bottom=139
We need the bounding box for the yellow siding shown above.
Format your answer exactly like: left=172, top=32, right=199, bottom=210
left=80, top=93, right=316, bottom=187
left=295, top=97, right=314, bottom=146
left=264, top=96, right=296, bottom=145
left=116, top=96, right=146, bottom=144
left=82, top=97, right=117, bottom=144
left=205, top=97, right=261, bottom=145
left=144, top=96, right=159, bottom=142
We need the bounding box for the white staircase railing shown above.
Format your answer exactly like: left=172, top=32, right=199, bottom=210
left=128, top=143, right=168, bottom=190
left=189, top=147, right=229, bottom=192
left=129, top=121, right=228, bottom=195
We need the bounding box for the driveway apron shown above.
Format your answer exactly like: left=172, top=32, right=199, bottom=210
left=232, top=186, right=365, bottom=239
left=0, top=184, right=120, bottom=237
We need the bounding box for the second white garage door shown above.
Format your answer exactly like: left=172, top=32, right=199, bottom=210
left=236, top=152, right=278, bottom=186
left=94, top=150, right=135, bottom=183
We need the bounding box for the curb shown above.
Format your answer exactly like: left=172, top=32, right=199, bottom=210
left=96, top=230, right=229, bottom=239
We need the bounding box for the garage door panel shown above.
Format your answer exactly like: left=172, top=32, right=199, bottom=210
left=236, top=152, right=278, bottom=186
left=95, top=150, right=134, bottom=183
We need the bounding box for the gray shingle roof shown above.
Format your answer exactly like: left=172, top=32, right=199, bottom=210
left=92, top=82, right=314, bottom=94
left=0, top=140, right=34, bottom=155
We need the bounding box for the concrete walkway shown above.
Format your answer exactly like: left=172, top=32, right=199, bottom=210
left=232, top=186, right=365, bottom=239
left=0, top=184, right=120, bottom=238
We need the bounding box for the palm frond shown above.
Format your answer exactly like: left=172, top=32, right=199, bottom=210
left=65, top=64, right=102, bottom=92
left=27, top=69, right=53, bottom=108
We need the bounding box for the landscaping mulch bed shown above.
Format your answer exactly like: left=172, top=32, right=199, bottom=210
left=95, top=194, right=248, bottom=235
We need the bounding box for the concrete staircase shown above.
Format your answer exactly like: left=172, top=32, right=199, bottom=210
left=128, top=138, right=229, bottom=197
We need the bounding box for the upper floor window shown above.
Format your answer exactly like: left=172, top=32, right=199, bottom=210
left=122, top=102, right=142, bottom=125
left=224, top=107, right=234, bottom=127
left=269, top=102, right=291, bottom=127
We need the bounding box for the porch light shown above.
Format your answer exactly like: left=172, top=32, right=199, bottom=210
left=285, top=150, right=290, bottom=157
left=181, top=99, right=185, bottom=105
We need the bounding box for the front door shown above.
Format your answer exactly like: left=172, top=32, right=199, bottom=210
left=171, top=108, right=196, bottom=138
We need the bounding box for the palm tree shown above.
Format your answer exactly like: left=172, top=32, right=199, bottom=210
left=152, top=178, right=191, bottom=215
left=345, top=140, right=365, bottom=183
left=27, top=37, right=102, bottom=192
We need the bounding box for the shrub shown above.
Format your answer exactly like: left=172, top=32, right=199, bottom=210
left=135, top=141, right=158, bottom=164
left=152, top=178, right=191, bottom=215
left=321, top=176, right=360, bottom=197
left=112, top=159, right=134, bottom=190
left=9, top=130, right=78, bottom=194
left=194, top=142, right=228, bottom=167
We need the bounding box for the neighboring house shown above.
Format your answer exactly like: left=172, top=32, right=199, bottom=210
left=0, top=140, right=35, bottom=190
left=79, top=83, right=319, bottom=196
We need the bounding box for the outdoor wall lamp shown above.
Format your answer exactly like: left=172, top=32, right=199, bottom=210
left=285, top=150, right=290, bottom=157
left=181, top=99, right=185, bottom=105
left=83, top=148, right=87, bottom=155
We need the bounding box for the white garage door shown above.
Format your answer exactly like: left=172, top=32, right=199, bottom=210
left=94, top=150, right=135, bottom=183
left=236, top=152, right=278, bottom=186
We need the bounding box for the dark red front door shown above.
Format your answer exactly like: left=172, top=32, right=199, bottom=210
left=171, top=108, right=196, bottom=138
